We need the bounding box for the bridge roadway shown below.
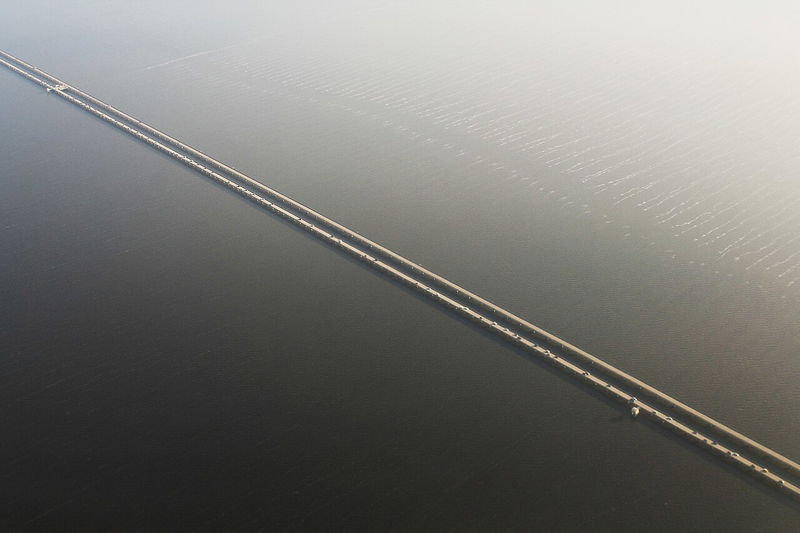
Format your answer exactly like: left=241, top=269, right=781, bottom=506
left=2, top=50, right=799, bottom=502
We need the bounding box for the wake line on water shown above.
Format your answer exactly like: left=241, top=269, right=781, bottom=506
left=137, top=3, right=389, bottom=74
left=140, top=36, right=271, bottom=72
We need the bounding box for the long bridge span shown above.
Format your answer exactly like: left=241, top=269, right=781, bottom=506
left=2, top=49, right=799, bottom=503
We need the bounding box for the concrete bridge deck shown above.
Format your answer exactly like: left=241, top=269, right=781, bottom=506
left=2, top=50, right=798, bottom=503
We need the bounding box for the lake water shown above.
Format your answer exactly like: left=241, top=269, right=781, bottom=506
left=2, top=1, right=799, bottom=530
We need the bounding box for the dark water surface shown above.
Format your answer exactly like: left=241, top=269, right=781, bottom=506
left=2, top=1, right=799, bottom=531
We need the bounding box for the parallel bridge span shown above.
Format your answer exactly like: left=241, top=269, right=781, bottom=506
left=2, top=49, right=798, bottom=503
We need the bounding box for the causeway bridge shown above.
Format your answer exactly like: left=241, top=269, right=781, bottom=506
left=2, top=49, right=799, bottom=503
